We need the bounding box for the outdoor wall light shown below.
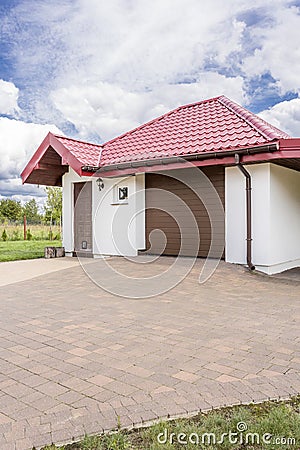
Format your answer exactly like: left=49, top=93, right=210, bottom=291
left=96, top=178, right=104, bottom=191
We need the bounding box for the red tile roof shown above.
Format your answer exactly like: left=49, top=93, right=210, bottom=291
left=55, top=135, right=102, bottom=167
left=53, top=96, right=290, bottom=169
left=22, top=95, right=293, bottom=185
left=99, top=95, right=290, bottom=167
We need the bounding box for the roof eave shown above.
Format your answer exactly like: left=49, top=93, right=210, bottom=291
left=97, top=142, right=280, bottom=177
left=278, top=137, right=300, bottom=150
left=21, top=132, right=84, bottom=184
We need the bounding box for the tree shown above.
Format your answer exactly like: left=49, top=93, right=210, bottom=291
left=44, top=187, right=62, bottom=225
left=23, top=198, right=41, bottom=224
left=0, top=199, right=22, bottom=222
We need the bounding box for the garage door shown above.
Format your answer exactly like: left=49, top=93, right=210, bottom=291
left=145, top=167, right=225, bottom=258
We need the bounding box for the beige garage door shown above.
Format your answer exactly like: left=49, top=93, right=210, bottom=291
left=145, top=167, right=225, bottom=258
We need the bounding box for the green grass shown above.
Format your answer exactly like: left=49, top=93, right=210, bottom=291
left=0, top=240, right=62, bottom=262
left=40, top=397, right=300, bottom=450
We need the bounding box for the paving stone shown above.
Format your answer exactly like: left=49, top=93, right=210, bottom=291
left=56, top=390, right=85, bottom=404
left=0, top=443, right=15, bottom=450
left=87, top=374, right=114, bottom=386
left=0, top=422, right=12, bottom=433
left=72, top=397, right=101, bottom=412
left=106, top=380, right=139, bottom=396
left=21, top=374, right=47, bottom=388
left=82, top=420, right=103, bottom=435
left=15, top=437, right=33, bottom=450
left=126, top=365, right=154, bottom=378
left=0, top=259, right=298, bottom=449
left=0, top=413, right=12, bottom=425
left=36, top=381, right=69, bottom=397
left=2, top=383, right=36, bottom=399
left=25, top=423, right=51, bottom=438
left=172, top=371, right=199, bottom=382
left=51, top=427, right=77, bottom=445
left=68, top=348, right=91, bottom=357
left=66, top=356, right=90, bottom=366
left=216, top=374, right=240, bottom=383
left=31, top=432, right=52, bottom=448
left=30, top=396, right=61, bottom=412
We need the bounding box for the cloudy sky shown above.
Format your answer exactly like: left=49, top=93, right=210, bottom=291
left=0, top=0, right=300, bottom=205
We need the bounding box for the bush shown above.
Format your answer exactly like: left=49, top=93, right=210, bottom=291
left=1, top=229, right=7, bottom=241
left=11, top=230, right=21, bottom=241
left=26, top=229, right=33, bottom=241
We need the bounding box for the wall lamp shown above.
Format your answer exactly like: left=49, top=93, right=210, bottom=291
left=96, top=178, right=104, bottom=191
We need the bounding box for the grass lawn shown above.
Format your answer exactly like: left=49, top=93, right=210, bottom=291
left=42, top=397, right=300, bottom=449
left=0, top=240, right=62, bottom=262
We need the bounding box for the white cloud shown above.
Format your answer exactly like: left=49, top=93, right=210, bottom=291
left=0, top=118, right=61, bottom=200
left=0, top=178, right=47, bottom=211
left=3, top=1, right=299, bottom=125
left=5, top=0, right=298, bottom=137
left=3, top=0, right=251, bottom=129
left=6, top=0, right=246, bottom=86
left=258, top=97, right=300, bottom=136
left=242, top=5, right=300, bottom=94
left=5, top=0, right=290, bottom=90
left=52, top=73, right=245, bottom=141
left=0, top=79, right=19, bottom=115
left=0, top=118, right=61, bottom=180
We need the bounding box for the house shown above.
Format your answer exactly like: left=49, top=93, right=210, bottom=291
left=21, top=95, right=300, bottom=275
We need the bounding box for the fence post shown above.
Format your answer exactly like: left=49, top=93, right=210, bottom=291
left=23, top=214, right=27, bottom=240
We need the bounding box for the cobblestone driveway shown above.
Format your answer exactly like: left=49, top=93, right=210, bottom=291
left=0, top=258, right=299, bottom=449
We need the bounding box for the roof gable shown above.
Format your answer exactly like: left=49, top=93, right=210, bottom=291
left=21, top=132, right=102, bottom=186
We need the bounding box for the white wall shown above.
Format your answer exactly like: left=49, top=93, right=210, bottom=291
left=62, top=168, right=145, bottom=257
left=226, top=163, right=300, bottom=274
left=268, top=164, right=300, bottom=273
left=93, top=173, right=145, bottom=256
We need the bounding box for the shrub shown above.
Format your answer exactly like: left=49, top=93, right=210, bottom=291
left=1, top=229, right=7, bottom=241
left=26, top=229, right=33, bottom=241
left=11, top=230, right=21, bottom=241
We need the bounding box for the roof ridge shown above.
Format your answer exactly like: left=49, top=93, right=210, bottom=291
left=102, top=95, right=224, bottom=149
left=176, top=95, right=223, bottom=111
left=54, top=133, right=103, bottom=147
left=218, top=96, right=290, bottom=140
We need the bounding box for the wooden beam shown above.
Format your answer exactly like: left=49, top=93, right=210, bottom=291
left=34, top=163, right=68, bottom=171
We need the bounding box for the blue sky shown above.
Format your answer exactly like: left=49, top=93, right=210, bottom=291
left=0, top=0, right=300, bottom=204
